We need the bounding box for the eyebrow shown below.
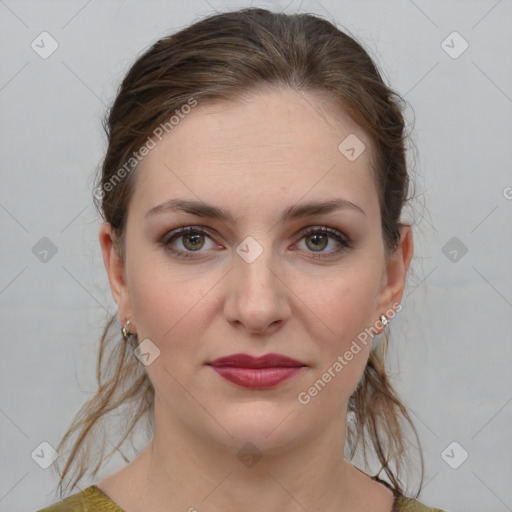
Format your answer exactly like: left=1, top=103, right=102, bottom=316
left=144, top=197, right=366, bottom=222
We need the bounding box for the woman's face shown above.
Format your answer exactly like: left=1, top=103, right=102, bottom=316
left=100, top=88, right=412, bottom=454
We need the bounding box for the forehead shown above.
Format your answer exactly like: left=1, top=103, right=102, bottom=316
left=129, top=88, right=379, bottom=223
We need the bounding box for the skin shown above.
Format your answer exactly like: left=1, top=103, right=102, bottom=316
left=98, top=87, right=413, bottom=512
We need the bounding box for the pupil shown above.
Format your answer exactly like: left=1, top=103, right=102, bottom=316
left=185, top=233, right=203, bottom=250
left=308, top=234, right=327, bottom=251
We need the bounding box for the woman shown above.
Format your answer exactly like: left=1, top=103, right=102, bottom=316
left=37, top=7, right=446, bottom=512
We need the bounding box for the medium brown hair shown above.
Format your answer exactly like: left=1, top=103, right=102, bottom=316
left=54, top=7, right=423, bottom=499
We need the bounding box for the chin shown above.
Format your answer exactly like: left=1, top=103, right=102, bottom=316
left=205, top=405, right=307, bottom=455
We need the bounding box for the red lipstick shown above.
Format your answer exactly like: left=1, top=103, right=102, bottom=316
left=208, top=353, right=306, bottom=389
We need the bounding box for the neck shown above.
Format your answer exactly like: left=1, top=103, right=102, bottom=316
left=110, top=397, right=394, bottom=512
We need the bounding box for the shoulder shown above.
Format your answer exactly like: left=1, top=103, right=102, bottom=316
left=34, top=485, right=126, bottom=512
left=395, top=495, right=447, bottom=512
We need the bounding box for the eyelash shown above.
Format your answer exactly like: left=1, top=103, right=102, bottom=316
left=157, top=225, right=352, bottom=260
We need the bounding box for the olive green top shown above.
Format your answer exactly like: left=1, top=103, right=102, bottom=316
left=36, top=483, right=447, bottom=512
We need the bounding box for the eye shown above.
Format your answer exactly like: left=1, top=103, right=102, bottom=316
left=158, top=225, right=352, bottom=259
left=159, top=226, right=219, bottom=258
left=296, top=226, right=352, bottom=258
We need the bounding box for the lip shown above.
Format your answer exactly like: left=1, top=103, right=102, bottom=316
left=208, top=353, right=306, bottom=368
left=207, top=353, right=306, bottom=389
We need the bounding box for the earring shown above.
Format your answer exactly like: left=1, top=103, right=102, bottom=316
left=121, top=320, right=134, bottom=342
left=380, top=314, right=389, bottom=327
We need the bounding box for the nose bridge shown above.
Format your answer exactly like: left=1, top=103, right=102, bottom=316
left=235, top=235, right=279, bottom=301
left=225, top=234, right=289, bottom=332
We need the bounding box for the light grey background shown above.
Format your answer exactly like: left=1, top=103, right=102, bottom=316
left=1, top=1, right=511, bottom=511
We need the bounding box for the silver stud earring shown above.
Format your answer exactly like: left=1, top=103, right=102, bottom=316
left=380, top=314, right=389, bottom=327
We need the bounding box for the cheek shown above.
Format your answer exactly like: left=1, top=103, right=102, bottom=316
left=297, top=278, right=377, bottom=411
left=295, top=266, right=381, bottom=407
left=300, top=264, right=380, bottom=344
left=319, top=291, right=374, bottom=375
left=126, top=244, right=220, bottom=350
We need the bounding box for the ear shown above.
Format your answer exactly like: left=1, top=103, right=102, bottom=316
left=98, top=222, right=134, bottom=327
left=374, top=224, right=414, bottom=327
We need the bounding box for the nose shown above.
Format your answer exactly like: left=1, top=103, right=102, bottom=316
left=223, top=244, right=291, bottom=336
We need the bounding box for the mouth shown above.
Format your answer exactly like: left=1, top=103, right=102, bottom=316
left=207, top=353, right=307, bottom=389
